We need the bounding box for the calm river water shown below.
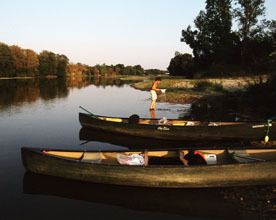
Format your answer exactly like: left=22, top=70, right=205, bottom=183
left=0, top=77, right=275, bottom=220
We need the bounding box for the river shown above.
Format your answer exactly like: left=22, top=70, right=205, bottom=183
left=0, top=77, right=275, bottom=220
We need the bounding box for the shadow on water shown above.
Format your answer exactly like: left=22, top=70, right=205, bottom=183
left=23, top=172, right=240, bottom=220
left=184, top=93, right=275, bottom=122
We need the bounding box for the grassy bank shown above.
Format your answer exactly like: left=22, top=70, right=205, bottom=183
left=128, top=74, right=275, bottom=121
left=131, top=76, right=266, bottom=103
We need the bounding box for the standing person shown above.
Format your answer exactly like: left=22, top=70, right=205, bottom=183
left=150, top=77, right=161, bottom=110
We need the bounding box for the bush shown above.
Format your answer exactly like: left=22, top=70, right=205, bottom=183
left=193, top=80, right=225, bottom=92
left=193, top=80, right=214, bottom=91
left=168, top=53, right=196, bottom=78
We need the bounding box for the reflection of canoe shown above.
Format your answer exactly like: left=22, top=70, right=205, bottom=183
left=79, top=113, right=276, bottom=142
left=79, top=127, right=187, bottom=149
left=23, top=172, right=239, bottom=219
left=79, top=128, right=254, bottom=149
left=22, top=147, right=276, bottom=188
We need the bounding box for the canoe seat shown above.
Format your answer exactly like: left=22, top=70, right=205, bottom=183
left=98, top=117, right=123, bottom=123
left=82, top=152, right=101, bottom=163
left=228, top=149, right=265, bottom=163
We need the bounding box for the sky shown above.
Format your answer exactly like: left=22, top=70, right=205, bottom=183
left=1, top=0, right=275, bottom=70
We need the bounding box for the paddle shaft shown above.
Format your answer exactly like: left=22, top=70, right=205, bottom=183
left=235, top=155, right=265, bottom=162
left=79, top=106, right=99, bottom=118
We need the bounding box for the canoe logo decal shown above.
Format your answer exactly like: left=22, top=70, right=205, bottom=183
left=157, top=126, right=170, bottom=131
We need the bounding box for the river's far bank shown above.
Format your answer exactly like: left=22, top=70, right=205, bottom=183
left=0, top=76, right=36, bottom=80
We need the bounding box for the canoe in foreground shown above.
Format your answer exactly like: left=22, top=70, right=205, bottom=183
left=79, top=112, right=276, bottom=142
left=21, top=147, right=276, bottom=188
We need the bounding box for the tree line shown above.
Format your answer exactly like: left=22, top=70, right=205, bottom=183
left=0, top=42, right=165, bottom=78
left=168, top=0, right=276, bottom=77
left=69, top=63, right=165, bottom=76
left=0, top=43, right=70, bottom=77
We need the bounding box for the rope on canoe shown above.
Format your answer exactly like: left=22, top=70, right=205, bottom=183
left=264, top=116, right=276, bottom=145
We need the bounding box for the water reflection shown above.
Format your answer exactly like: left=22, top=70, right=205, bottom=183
left=0, top=78, right=41, bottom=109
left=23, top=172, right=239, bottom=220
left=39, top=78, right=69, bottom=100
left=66, top=75, right=133, bottom=88
left=79, top=127, right=185, bottom=149
left=0, top=77, right=135, bottom=112
left=79, top=127, right=260, bottom=149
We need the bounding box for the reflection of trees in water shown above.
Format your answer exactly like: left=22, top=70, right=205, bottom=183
left=0, top=79, right=40, bottom=108
left=0, top=78, right=70, bottom=110
left=66, top=76, right=93, bottom=89
left=91, top=76, right=129, bottom=87
left=0, top=76, right=139, bottom=111
left=66, top=76, right=132, bottom=88
left=39, top=78, right=69, bottom=100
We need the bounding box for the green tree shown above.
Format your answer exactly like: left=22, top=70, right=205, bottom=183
left=234, top=0, right=265, bottom=40
left=241, top=19, right=275, bottom=72
left=115, top=64, right=125, bottom=75
left=269, top=21, right=276, bottom=71
left=168, top=53, right=195, bottom=77
left=134, top=65, right=144, bottom=75
left=98, top=64, right=107, bottom=75
left=24, top=49, right=39, bottom=76
left=145, top=69, right=166, bottom=75
left=205, top=0, right=232, bottom=44
left=266, top=20, right=276, bottom=71
left=9, top=45, right=25, bottom=74
left=56, top=54, right=69, bottom=76
left=48, top=52, right=57, bottom=75
left=38, top=50, right=58, bottom=76
left=122, top=66, right=132, bottom=75
left=181, top=0, right=232, bottom=69
left=10, top=46, right=39, bottom=76
left=234, top=0, right=266, bottom=66
left=0, top=42, right=15, bottom=76
left=38, top=51, right=50, bottom=76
